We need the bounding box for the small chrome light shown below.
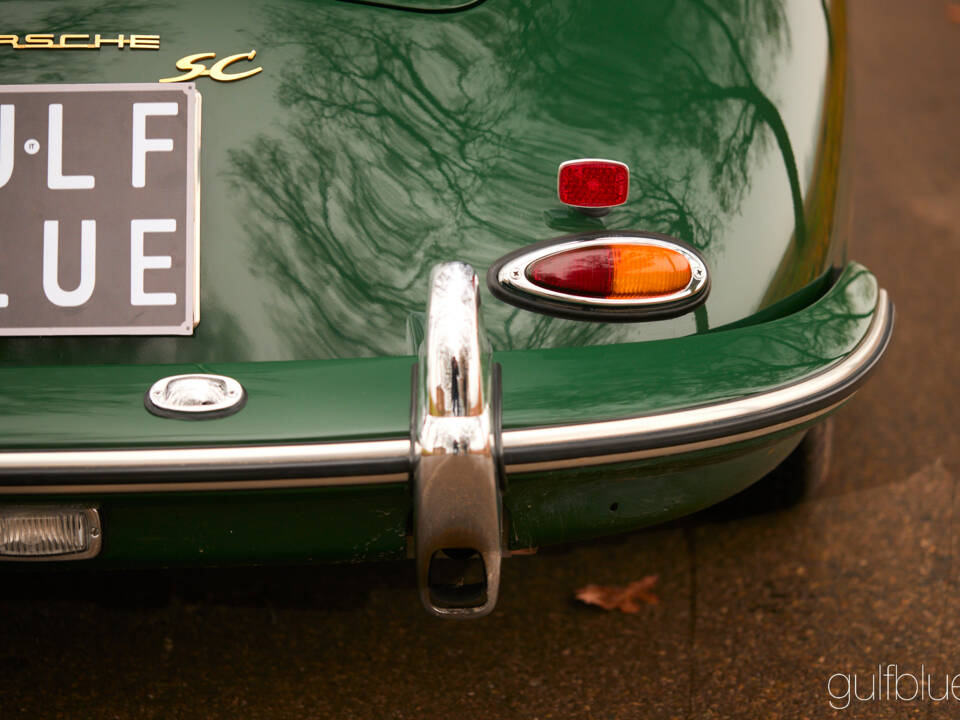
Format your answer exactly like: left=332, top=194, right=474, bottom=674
left=0, top=506, right=101, bottom=561
left=145, top=373, right=246, bottom=419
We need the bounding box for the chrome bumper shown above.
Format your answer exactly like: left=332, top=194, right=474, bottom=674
left=0, top=287, right=892, bottom=492
left=503, top=290, right=892, bottom=472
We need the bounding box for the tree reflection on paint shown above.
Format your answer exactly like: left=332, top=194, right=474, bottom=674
left=0, top=1, right=151, bottom=81
left=229, top=0, right=799, bottom=358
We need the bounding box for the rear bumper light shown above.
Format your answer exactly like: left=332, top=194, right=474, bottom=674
left=0, top=506, right=101, bottom=560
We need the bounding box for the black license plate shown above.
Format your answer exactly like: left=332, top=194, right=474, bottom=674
left=0, top=83, right=199, bottom=335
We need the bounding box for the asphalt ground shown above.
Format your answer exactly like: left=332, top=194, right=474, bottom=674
left=1, top=1, right=959, bottom=718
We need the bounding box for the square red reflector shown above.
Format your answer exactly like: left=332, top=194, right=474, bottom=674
left=558, top=159, right=629, bottom=208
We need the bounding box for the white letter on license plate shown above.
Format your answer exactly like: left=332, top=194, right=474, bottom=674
left=131, top=219, right=177, bottom=306
left=43, top=220, right=96, bottom=307
left=132, top=102, right=178, bottom=188
left=47, top=104, right=95, bottom=190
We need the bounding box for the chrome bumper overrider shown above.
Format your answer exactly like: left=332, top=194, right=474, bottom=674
left=412, top=262, right=503, bottom=617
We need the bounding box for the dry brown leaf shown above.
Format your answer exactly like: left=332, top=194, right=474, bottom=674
left=948, top=3, right=960, bottom=23
left=575, top=575, right=660, bottom=613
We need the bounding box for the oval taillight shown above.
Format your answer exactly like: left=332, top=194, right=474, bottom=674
left=488, top=232, right=709, bottom=321
left=528, top=244, right=692, bottom=299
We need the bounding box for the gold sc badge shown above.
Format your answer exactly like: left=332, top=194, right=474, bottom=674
left=160, top=49, right=262, bottom=83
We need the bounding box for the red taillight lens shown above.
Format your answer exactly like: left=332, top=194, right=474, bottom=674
left=527, top=244, right=692, bottom=299
left=557, top=160, right=629, bottom=208
left=528, top=247, right=614, bottom=297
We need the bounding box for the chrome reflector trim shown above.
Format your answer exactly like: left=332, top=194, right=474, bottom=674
left=0, top=506, right=101, bottom=561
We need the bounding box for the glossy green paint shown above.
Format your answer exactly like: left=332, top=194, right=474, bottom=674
left=0, top=0, right=867, bottom=562
left=0, top=0, right=844, bottom=366
left=93, top=484, right=411, bottom=564
left=0, top=355, right=414, bottom=447
left=504, top=428, right=808, bottom=549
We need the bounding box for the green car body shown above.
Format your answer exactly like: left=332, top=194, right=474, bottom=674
left=0, top=0, right=891, bottom=611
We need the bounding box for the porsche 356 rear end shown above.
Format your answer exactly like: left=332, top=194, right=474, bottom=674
left=0, top=0, right=891, bottom=616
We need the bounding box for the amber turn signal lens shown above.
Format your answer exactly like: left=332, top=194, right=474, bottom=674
left=610, top=245, right=691, bottom=297
left=528, top=244, right=692, bottom=299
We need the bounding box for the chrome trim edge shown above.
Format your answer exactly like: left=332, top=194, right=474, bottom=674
left=504, top=405, right=840, bottom=474
left=0, top=473, right=408, bottom=495
left=0, top=438, right=410, bottom=485
left=501, top=289, right=892, bottom=471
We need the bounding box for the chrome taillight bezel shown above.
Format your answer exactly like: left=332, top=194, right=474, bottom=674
left=487, top=231, right=710, bottom=322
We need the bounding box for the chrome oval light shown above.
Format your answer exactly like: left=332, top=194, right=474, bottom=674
left=145, top=373, right=246, bottom=419
left=487, top=231, right=709, bottom=321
